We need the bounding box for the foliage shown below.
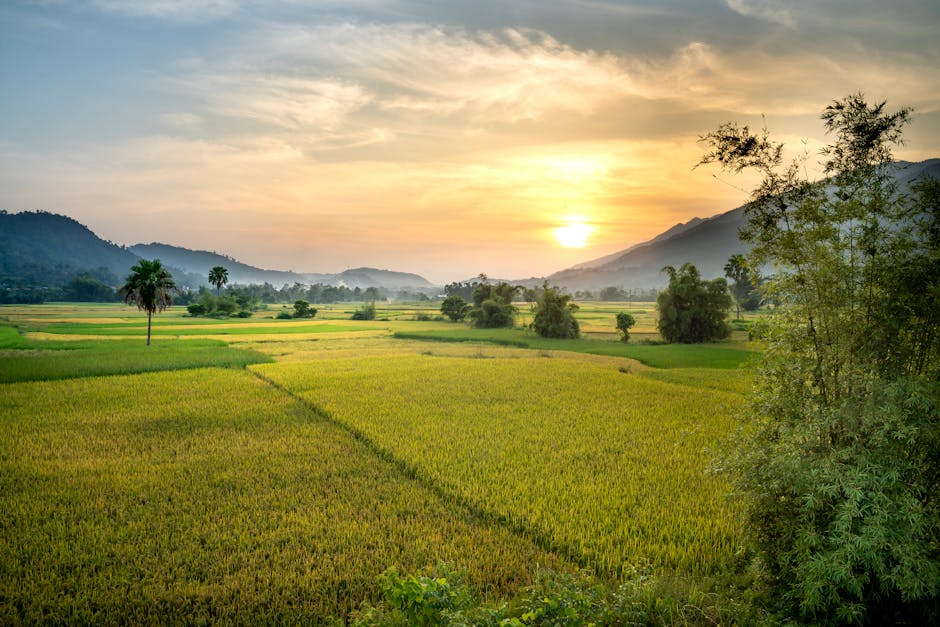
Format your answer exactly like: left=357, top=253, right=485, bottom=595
left=352, top=566, right=475, bottom=626
left=615, top=312, right=636, bottom=342
left=351, top=301, right=377, bottom=320
left=656, top=263, right=732, bottom=343
left=353, top=564, right=768, bottom=626
left=186, top=303, right=207, bottom=316
left=118, top=258, right=177, bottom=346
left=700, top=94, right=940, bottom=623
left=208, top=265, right=228, bottom=296
left=440, top=295, right=470, bottom=322
left=468, top=282, right=519, bottom=328
left=531, top=283, right=580, bottom=339
left=276, top=309, right=294, bottom=319
left=723, top=254, right=761, bottom=318
left=293, top=299, right=317, bottom=318
left=64, top=273, right=117, bottom=302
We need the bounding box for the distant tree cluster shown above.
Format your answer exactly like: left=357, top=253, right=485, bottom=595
left=530, top=283, right=580, bottom=339
left=723, top=254, right=762, bottom=318
left=468, top=282, right=520, bottom=328
left=598, top=286, right=659, bottom=302
left=656, top=263, right=732, bottom=343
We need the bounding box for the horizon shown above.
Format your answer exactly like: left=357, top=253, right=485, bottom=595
left=2, top=1, right=939, bottom=284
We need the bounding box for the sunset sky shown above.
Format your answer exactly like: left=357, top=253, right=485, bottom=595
left=2, top=1, right=939, bottom=284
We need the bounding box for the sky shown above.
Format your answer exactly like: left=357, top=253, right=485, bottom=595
left=2, top=1, right=939, bottom=284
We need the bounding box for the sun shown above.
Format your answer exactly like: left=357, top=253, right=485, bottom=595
left=553, top=219, right=593, bottom=248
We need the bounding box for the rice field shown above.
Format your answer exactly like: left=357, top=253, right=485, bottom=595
left=253, top=355, right=746, bottom=577
left=0, top=368, right=567, bottom=623
left=0, top=301, right=757, bottom=621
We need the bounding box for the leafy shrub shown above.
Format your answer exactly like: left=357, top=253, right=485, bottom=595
left=235, top=310, right=252, bottom=318
left=656, top=263, right=731, bottom=343
left=351, top=302, right=377, bottom=320
left=468, top=283, right=518, bottom=328
left=293, top=300, right=317, bottom=318
left=187, top=303, right=207, bottom=316
left=276, top=310, right=293, bottom=320
left=615, top=312, right=636, bottom=342
left=531, top=283, right=579, bottom=339
left=440, top=295, right=470, bottom=322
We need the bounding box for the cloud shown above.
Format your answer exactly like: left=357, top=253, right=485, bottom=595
left=724, top=0, right=796, bottom=28
left=84, top=0, right=239, bottom=20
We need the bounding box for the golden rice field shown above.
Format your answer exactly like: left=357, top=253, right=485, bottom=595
left=0, top=301, right=755, bottom=622
left=253, top=355, right=746, bottom=577
left=0, top=368, right=567, bottom=622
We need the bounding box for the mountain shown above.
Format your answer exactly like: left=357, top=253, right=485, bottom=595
left=129, top=243, right=435, bottom=289
left=546, top=207, right=747, bottom=290
left=129, top=243, right=309, bottom=287
left=332, top=267, right=435, bottom=290
left=567, top=217, right=705, bottom=271
left=545, top=158, right=940, bottom=291
left=0, top=211, right=153, bottom=287
left=0, top=212, right=437, bottom=293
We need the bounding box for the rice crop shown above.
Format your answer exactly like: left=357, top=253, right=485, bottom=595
left=0, top=338, right=272, bottom=383
left=253, top=354, right=747, bottom=578
left=393, top=328, right=755, bottom=369
left=0, top=368, right=569, bottom=623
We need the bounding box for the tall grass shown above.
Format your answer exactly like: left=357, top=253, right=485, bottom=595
left=254, top=355, right=748, bottom=578
left=0, top=369, right=569, bottom=623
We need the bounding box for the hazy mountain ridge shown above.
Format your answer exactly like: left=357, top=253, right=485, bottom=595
left=130, top=243, right=435, bottom=289
left=543, top=158, right=940, bottom=291
left=0, top=212, right=435, bottom=291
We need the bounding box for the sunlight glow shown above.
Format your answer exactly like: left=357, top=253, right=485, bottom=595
left=553, top=219, right=594, bottom=248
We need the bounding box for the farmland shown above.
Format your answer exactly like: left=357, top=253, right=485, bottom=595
left=0, top=301, right=758, bottom=622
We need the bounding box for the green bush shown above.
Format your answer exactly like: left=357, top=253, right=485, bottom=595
left=531, top=283, right=579, bottom=339
left=656, top=263, right=731, bottom=343
left=351, top=302, right=376, bottom=320
left=615, top=312, right=636, bottom=342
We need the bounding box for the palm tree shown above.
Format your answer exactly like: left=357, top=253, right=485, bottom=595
left=119, top=259, right=177, bottom=346
left=208, top=265, right=228, bottom=296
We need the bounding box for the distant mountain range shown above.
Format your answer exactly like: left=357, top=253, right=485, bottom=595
left=540, top=158, right=940, bottom=291
left=129, top=242, right=434, bottom=290
left=2, top=159, right=936, bottom=296
left=0, top=212, right=435, bottom=291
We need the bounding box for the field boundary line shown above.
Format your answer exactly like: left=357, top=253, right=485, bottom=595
left=245, top=367, right=606, bottom=578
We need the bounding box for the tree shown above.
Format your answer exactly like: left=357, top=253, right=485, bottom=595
left=119, top=259, right=176, bottom=346
left=208, top=265, right=228, bottom=296
left=440, top=295, right=470, bottom=322
left=699, top=94, right=940, bottom=623
left=655, top=263, right=731, bottom=343
left=64, top=273, right=116, bottom=302
left=351, top=301, right=376, bottom=320
left=723, top=254, right=761, bottom=318
left=615, top=312, right=635, bottom=342
left=293, top=299, right=317, bottom=318
left=531, top=283, right=580, bottom=339
left=468, top=282, right=520, bottom=328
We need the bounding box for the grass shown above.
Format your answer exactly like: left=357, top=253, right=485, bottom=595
left=0, top=302, right=765, bottom=621
left=0, top=369, right=569, bottom=623
left=394, top=327, right=755, bottom=369
left=0, top=320, right=273, bottom=383
left=35, top=321, right=384, bottom=337
left=254, top=354, right=747, bottom=577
